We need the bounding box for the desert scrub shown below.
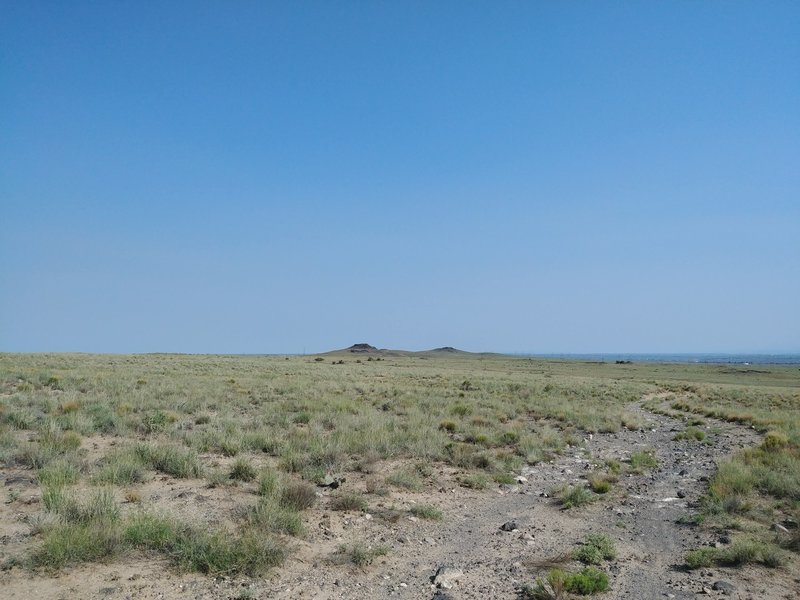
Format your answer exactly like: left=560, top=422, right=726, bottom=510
left=685, top=537, right=785, bottom=569
left=125, top=512, right=286, bottom=575
left=134, top=443, right=202, bottom=478
left=409, top=503, right=443, bottom=520
left=32, top=520, right=123, bottom=569
left=629, top=449, right=658, bottom=473
left=523, top=567, right=609, bottom=598
left=43, top=487, right=120, bottom=524
left=279, top=480, right=317, bottom=510
left=229, top=457, right=256, bottom=482
left=574, top=533, right=617, bottom=564
left=93, top=449, right=146, bottom=485
left=458, top=473, right=490, bottom=490
left=32, top=487, right=123, bottom=569
left=553, top=485, right=595, bottom=509
left=333, top=542, right=388, bottom=567
left=257, top=469, right=280, bottom=497
left=673, top=427, right=706, bottom=441
left=243, top=498, right=303, bottom=535
left=385, top=468, right=423, bottom=491
left=37, top=457, right=82, bottom=486
left=330, top=492, right=367, bottom=512
left=587, top=471, right=616, bottom=494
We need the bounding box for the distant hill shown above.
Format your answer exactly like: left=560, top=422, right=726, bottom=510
left=345, top=343, right=378, bottom=353
left=320, top=343, right=492, bottom=358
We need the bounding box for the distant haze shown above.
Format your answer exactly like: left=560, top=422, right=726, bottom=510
left=1, top=3, right=798, bottom=354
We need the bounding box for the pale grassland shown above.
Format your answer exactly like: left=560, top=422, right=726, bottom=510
left=0, top=352, right=798, bottom=575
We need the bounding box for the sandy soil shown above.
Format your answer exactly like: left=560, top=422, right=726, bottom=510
left=2, top=399, right=798, bottom=600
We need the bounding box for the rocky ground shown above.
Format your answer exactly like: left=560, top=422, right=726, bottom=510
left=2, top=399, right=799, bottom=600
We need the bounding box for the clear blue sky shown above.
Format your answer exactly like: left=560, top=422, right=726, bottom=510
left=2, top=2, right=798, bottom=354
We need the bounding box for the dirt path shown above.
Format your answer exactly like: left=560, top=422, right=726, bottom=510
left=249, top=397, right=795, bottom=600
left=3, top=398, right=798, bottom=599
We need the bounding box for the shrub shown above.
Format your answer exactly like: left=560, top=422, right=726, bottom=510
left=685, top=538, right=785, bottom=569
left=565, top=567, right=609, bottom=594
left=574, top=533, right=616, bottom=564
left=330, top=492, right=367, bottom=512
left=524, top=567, right=608, bottom=599
left=674, top=427, right=706, bottom=441
left=94, top=452, right=146, bottom=485
left=135, top=444, right=202, bottom=478
left=587, top=472, right=614, bottom=494
left=126, top=512, right=286, bottom=575
left=451, top=404, right=472, bottom=417
left=459, top=473, right=490, bottom=490
left=386, top=469, right=422, bottom=491
left=43, top=487, right=120, bottom=524
left=38, top=458, right=81, bottom=486
left=685, top=547, right=715, bottom=570
left=762, top=431, right=790, bottom=451
left=32, top=520, right=122, bottom=569
left=279, top=481, right=317, bottom=510
left=629, top=449, right=658, bottom=473
left=245, top=498, right=303, bottom=536
left=334, top=542, right=388, bottom=567
left=555, top=485, right=594, bottom=509
left=409, top=504, right=443, bottom=520
left=257, top=470, right=280, bottom=497
left=229, top=458, right=256, bottom=482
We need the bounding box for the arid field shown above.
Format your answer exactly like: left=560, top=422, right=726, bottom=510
left=0, top=350, right=798, bottom=599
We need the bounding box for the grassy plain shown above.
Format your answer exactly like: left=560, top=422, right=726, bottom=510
left=0, top=351, right=798, bottom=587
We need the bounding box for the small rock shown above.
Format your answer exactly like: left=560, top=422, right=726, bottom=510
left=500, top=520, right=518, bottom=532
left=516, top=476, right=528, bottom=483
left=676, top=489, right=686, bottom=498
left=432, top=566, right=463, bottom=589
left=319, top=474, right=345, bottom=488
left=712, top=581, right=736, bottom=594
left=424, top=536, right=436, bottom=546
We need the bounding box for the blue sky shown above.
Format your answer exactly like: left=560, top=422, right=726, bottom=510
left=2, top=2, right=798, bottom=354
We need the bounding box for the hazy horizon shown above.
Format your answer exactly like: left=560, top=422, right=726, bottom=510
left=2, top=3, right=798, bottom=355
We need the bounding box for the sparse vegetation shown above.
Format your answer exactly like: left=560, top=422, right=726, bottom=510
left=330, top=492, right=368, bottom=512
left=629, top=449, right=659, bottom=473
left=409, top=503, right=443, bottom=520
left=673, top=426, right=706, bottom=441
left=553, top=485, right=595, bottom=509
left=1, top=352, right=798, bottom=594
left=334, top=542, right=388, bottom=567
left=685, top=537, right=786, bottom=569
left=523, top=566, right=609, bottom=598
left=574, top=533, right=617, bottom=564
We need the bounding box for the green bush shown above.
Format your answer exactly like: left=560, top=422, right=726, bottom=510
left=565, top=567, right=609, bottom=594
left=629, top=449, right=658, bottom=473
left=409, top=504, right=443, bottom=520
left=555, top=485, right=594, bottom=509
left=229, top=458, right=256, bottom=482
left=135, top=444, right=202, bottom=478
left=574, top=533, right=616, bottom=564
